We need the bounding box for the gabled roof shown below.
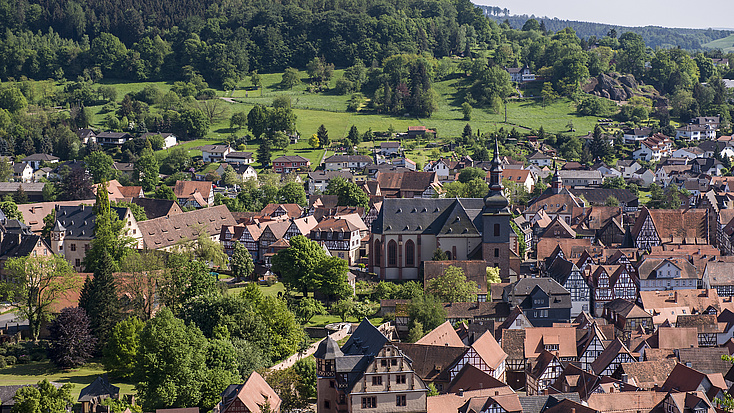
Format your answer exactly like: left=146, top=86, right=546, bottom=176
left=22, top=153, right=59, bottom=162
left=524, top=326, right=577, bottom=359
left=314, top=336, right=343, bottom=359
left=340, top=318, right=388, bottom=356
left=118, top=186, right=143, bottom=198
left=676, top=347, right=731, bottom=375
left=78, top=375, right=119, bottom=402
left=372, top=198, right=484, bottom=235
left=199, top=144, right=230, bottom=153
left=590, top=338, right=633, bottom=375
left=173, top=180, right=212, bottom=201
left=586, top=391, right=666, bottom=413
left=259, top=203, right=302, bottom=218
left=447, top=363, right=506, bottom=393
left=272, top=155, right=310, bottom=163
left=55, top=205, right=129, bottom=240
left=616, top=359, right=677, bottom=389
left=394, top=343, right=466, bottom=383
left=416, top=321, right=465, bottom=347
left=519, top=394, right=582, bottom=413
left=471, top=331, right=507, bottom=370
left=138, top=205, right=235, bottom=250
left=131, top=198, right=183, bottom=220
left=604, top=299, right=651, bottom=319
left=220, top=371, right=281, bottom=413
left=638, top=289, right=720, bottom=314
left=631, top=206, right=708, bottom=244
left=662, top=363, right=724, bottom=401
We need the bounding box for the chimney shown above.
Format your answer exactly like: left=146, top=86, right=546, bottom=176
left=571, top=409, right=576, bottom=413
left=674, top=291, right=678, bottom=303
left=457, top=389, right=464, bottom=397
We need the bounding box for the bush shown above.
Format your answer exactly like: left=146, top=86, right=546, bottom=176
left=18, top=354, right=31, bottom=364
left=0, top=355, right=6, bottom=368
left=576, top=95, right=618, bottom=117
left=5, top=355, right=16, bottom=365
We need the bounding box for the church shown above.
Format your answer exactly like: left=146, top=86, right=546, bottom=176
left=369, top=140, right=521, bottom=281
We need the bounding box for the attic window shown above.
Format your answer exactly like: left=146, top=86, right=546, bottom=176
left=422, top=208, right=427, bottom=212
left=396, top=208, right=402, bottom=213
left=434, top=207, right=440, bottom=212
left=411, top=208, right=417, bottom=213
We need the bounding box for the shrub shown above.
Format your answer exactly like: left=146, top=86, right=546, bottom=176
left=0, top=355, right=6, bottom=368
left=18, top=354, right=31, bottom=364
left=5, top=355, right=16, bottom=365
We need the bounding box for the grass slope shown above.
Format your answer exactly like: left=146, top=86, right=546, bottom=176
left=703, top=34, right=734, bottom=52
left=0, top=361, right=135, bottom=395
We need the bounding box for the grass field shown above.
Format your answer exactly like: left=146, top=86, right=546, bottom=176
left=703, top=34, right=734, bottom=53
left=228, top=281, right=286, bottom=297
left=0, top=361, right=135, bottom=395
left=75, top=69, right=604, bottom=174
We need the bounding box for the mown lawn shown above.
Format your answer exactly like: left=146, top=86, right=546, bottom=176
left=0, top=361, right=135, bottom=395
left=305, top=315, right=384, bottom=329
left=228, top=281, right=286, bottom=297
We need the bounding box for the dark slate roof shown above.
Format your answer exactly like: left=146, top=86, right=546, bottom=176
left=22, top=153, right=59, bottom=162
left=676, top=347, right=731, bottom=375
left=503, top=278, right=570, bottom=298
left=78, top=375, right=119, bottom=402
left=314, top=336, right=344, bottom=359
left=0, top=234, right=50, bottom=259
left=547, top=257, right=578, bottom=285
left=569, top=188, right=638, bottom=205
left=56, top=205, right=128, bottom=240
left=131, top=198, right=181, bottom=219
left=394, top=343, right=466, bottom=382
left=325, top=154, right=372, bottom=163
left=341, top=318, right=388, bottom=356
left=371, top=198, right=484, bottom=235
left=1, top=219, right=33, bottom=235
left=519, top=393, right=581, bottom=413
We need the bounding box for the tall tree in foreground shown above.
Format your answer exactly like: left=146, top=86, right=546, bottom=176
left=48, top=307, right=96, bottom=368
left=12, top=379, right=73, bottom=413
left=231, top=241, right=254, bottom=282
left=426, top=266, right=479, bottom=303
left=317, top=124, right=329, bottom=148
left=0, top=255, right=77, bottom=340
left=104, top=316, right=145, bottom=379
left=134, top=140, right=160, bottom=192
left=79, top=249, right=121, bottom=345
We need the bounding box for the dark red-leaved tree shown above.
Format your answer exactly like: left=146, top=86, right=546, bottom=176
left=48, top=307, right=97, bottom=369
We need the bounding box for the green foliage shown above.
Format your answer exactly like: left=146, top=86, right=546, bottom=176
left=605, top=196, right=620, bottom=207
left=426, top=383, right=439, bottom=397
left=104, top=316, right=145, bottom=379
left=647, top=183, right=682, bottom=209
left=294, top=358, right=317, bottom=399
left=432, top=248, right=448, bottom=261
left=12, top=380, right=73, bottom=413
left=278, top=182, right=307, bottom=206
left=111, top=200, right=147, bottom=222
left=462, top=102, right=472, bottom=120
left=324, top=177, right=369, bottom=208
left=408, top=293, right=446, bottom=331
left=576, top=95, right=619, bottom=117
left=231, top=241, right=254, bottom=282
left=331, top=299, right=355, bottom=322
left=135, top=308, right=209, bottom=411
left=292, top=297, right=327, bottom=324
left=486, top=267, right=501, bottom=287
left=154, top=185, right=176, bottom=200
left=602, top=176, right=626, bottom=189
left=0, top=199, right=23, bottom=221
left=408, top=321, right=424, bottom=343
left=79, top=249, right=121, bottom=344
left=159, top=259, right=221, bottom=315
left=426, top=266, right=479, bottom=303
left=84, top=151, right=115, bottom=183
left=0, top=255, right=77, bottom=340
left=458, top=167, right=485, bottom=183
left=84, top=182, right=131, bottom=273
left=280, top=68, right=301, bottom=89
left=134, top=140, right=160, bottom=191
left=48, top=307, right=96, bottom=369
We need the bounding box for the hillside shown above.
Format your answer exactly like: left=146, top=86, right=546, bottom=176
left=703, top=34, right=734, bottom=52
left=475, top=5, right=732, bottom=50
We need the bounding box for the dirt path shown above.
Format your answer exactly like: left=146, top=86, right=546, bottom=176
left=220, top=97, right=238, bottom=103
left=270, top=324, right=351, bottom=371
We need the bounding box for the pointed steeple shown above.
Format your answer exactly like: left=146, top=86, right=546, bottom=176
left=483, top=138, right=509, bottom=212
left=551, top=161, right=563, bottom=194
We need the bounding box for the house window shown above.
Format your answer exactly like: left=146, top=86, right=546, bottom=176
left=330, top=380, right=335, bottom=388
left=75, top=259, right=81, bottom=267
left=362, top=397, right=377, bottom=408
left=405, top=240, right=415, bottom=267
left=396, top=395, right=406, bottom=406
left=494, top=223, right=500, bottom=236
left=396, top=374, right=406, bottom=384
left=324, top=400, right=330, bottom=409
left=374, top=240, right=381, bottom=265
left=391, top=359, right=398, bottom=366
left=388, top=241, right=397, bottom=267
left=494, top=248, right=499, bottom=258
left=70, top=243, right=76, bottom=251
left=381, top=360, right=387, bottom=367
left=372, top=376, right=383, bottom=386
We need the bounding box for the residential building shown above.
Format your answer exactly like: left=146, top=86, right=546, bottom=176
left=676, top=124, right=716, bottom=141
left=272, top=155, right=310, bottom=173
left=703, top=261, right=734, bottom=297
left=528, top=152, right=552, bottom=167
left=406, top=127, right=435, bottom=139
left=616, top=160, right=642, bottom=179
left=380, top=141, right=403, bottom=156
left=215, top=163, right=257, bottom=182
left=310, top=216, right=365, bottom=264
left=557, top=170, right=603, bottom=187
left=314, top=319, right=428, bottom=413
left=201, top=145, right=232, bottom=163
left=141, top=132, right=177, bottom=149
left=324, top=155, right=372, bottom=171
left=525, top=350, right=564, bottom=396
left=502, top=278, right=572, bottom=327
left=602, top=299, right=653, bottom=339
left=173, top=180, right=214, bottom=207
left=501, top=169, right=534, bottom=193
left=137, top=205, right=235, bottom=252
left=225, top=151, right=253, bottom=164
left=547, top=256, right=591, bottom=316
left=96, top=131, right=133, bottom=146
left=637, top=257, right=700, bottom=291
left=118, top=186, right=143, bottom=198
left=505, top=66, right=535, bottom=83
left=21, top=153, right=59, bottom=170
left=12, top=163, right=33, bottom=183
left=78, top=375, right=119, bottom=413
left=131, top=198, right=183, bottom=220
left=623, top=127, right=652, bottom=144
left=589, top=338, right=636, bottom=376
left=630, top=207, right=712, bottom=250
left=633, top=134, right=673, bottom=161
left=51, top=205, right=142, bottom=271
left=213, top=372, right=281, bottom=413
left=587, top=265, right=638, bottom=316
left=307, top=170, right=354, bottom=194
left=375, top=171, right=442, bottom=198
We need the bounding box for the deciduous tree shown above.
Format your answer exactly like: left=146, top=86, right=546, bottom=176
left=426, top=266, right=479, bottom=303
left=48, top=307, right=96, bottom=368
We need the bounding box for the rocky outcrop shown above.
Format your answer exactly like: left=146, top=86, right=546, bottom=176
left=583, top=72, right=664, bottom=105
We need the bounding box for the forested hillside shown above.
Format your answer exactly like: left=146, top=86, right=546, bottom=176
left=476, top=5, right=732, bottom=50
left=0, top=0, right=493, bottom=85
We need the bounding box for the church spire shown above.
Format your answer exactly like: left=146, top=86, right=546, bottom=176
left=484, top=138, right=509, bottom=212
left=551, top=160, right=563, bottom=194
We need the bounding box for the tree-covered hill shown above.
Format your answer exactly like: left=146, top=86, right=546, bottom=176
left=475, top=5, right=732, bottom=50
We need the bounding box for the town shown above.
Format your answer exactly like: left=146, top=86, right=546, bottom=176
left=1, top=0, right=734, bottom=412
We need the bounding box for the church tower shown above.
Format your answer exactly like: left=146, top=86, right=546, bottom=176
left=551, top=162, right=563, bottom=194
left=483, top=139, right=512, bottom=280
left=50, top=219, right=65, bottom=256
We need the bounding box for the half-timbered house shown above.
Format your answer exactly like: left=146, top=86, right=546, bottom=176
left=500, top=329, right=526, bottom=390
left=258, top=220, right=291, bottom=265
left=603, top=299, right=653, bottom=340
left=590, top=338, right=636, bottom=376
left=630, top=206, right=712, bottom=250
left=577, top=322, right=609, bottom=372
left=548, top=257, right=592, bottom=317
left=447, top=331, right=507, bottom=383
left=220, top=223, right=263, bottom=261
left=526, top=350, right=564, bottom=396
left=676, top=314, right=721, bottom=347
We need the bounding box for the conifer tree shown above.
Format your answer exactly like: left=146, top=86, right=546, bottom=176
left=79, top=249, right=121, bottom=345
